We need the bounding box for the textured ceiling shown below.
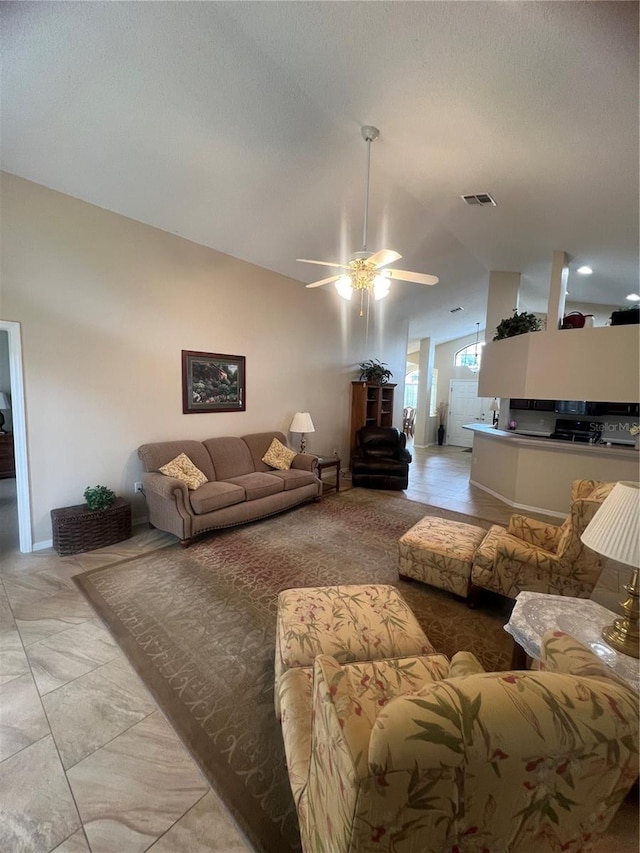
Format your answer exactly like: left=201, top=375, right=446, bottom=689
left=2, top=1, right=638, bottom=344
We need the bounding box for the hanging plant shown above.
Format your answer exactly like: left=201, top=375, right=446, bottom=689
left=493, top=310, right=542, bottom=340
left=358, top=359, right=393, bottom=384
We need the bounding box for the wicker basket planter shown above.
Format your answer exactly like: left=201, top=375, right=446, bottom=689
left=51, top=498, right=132, bottom=556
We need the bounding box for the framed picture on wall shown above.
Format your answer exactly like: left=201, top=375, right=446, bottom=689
left=182, top=350, right=246, bottom=413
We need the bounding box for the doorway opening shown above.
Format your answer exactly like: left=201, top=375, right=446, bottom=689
left=0, top=320, right=31, bottom=552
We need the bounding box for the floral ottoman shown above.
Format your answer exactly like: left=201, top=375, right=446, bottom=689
left=274, top=584, right=435, bottom=717
left=398, top=516, right=488, bottom=598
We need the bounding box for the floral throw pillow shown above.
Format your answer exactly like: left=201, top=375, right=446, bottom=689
left=262, top=438, right=297, bottom=471
left=158, top=453, right=208, bottom=490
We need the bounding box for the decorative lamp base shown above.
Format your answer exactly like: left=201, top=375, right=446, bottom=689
left=602, top=569, right=640, bottom=659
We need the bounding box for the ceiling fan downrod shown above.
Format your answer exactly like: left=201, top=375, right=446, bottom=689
left=360, top=125, right=379, bottom=255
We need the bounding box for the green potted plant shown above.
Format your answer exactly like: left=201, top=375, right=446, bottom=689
left=84, top=484, right=116, bottom=510
left=358, top=358, right=393, bottom=384
left=493, top=310, right=542, bottom=340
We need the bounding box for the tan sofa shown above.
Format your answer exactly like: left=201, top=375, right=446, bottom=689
left=138, top=431, right=321, bottom=547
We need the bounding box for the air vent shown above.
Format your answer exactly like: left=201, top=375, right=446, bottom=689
left=461, top=193, right=497, bottom=207
left=449, top=306, right=464, bottom=313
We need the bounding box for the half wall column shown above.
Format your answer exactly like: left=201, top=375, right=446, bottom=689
left=414, top=337, right=434, bottom=448
left=548, top=250, right=569, bottom=331
left=485, top=271, right=521, bottom=341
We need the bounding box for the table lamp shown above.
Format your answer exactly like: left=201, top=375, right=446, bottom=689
left=0, top=392, right=10, bottom=434
left=489, top=398, right=500, bottom=427
left=580, top=481, right=640, bottom=658
left=289, top=412, right=315, bottom=453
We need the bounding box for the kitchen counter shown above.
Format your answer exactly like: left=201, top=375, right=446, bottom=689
left=463, top=423, right=639, bottom=516
left=464, top=423, right=638, bottom=459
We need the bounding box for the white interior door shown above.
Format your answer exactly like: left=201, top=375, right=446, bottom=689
left=447, top=380, right=493, bottom=447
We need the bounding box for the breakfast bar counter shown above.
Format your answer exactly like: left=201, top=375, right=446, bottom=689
left=463, top=423, right=639, bottom=516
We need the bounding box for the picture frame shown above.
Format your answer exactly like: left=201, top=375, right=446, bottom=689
left=182, top=350, right=246, bottom=414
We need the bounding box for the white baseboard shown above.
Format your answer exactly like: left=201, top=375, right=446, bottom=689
left=469, top=479, right=567, bottom=520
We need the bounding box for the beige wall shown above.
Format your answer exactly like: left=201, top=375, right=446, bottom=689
left=1, top=174, right=408, bottom=545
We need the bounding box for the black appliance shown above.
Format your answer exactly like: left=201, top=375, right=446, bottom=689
left=554, top=400, right=588, bottom=415
left=550, top=418, right=602, bottom=443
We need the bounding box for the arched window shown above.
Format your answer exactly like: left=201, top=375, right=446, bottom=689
left=454, top=342, right=485, bottom=369
left=404, top=370, right=419, bottom=409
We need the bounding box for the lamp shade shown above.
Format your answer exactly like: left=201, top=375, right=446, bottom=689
left=289, top=412, right=315, bottom=434
left=489, top=398, right=500, bottom=412
left=581, top=481, right=640, bottom=568
left=0, top=393, right=10, bottom=410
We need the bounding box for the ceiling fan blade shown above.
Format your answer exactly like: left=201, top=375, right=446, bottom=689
left=385, top=268, right=439, bottom=286
left=367, top=249, right=402, bottom=268
left=305, top=274, right=342, bottom=289
left=297, top=258, right=348, bottom=269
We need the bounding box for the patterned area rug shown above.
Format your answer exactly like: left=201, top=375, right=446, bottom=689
left=74, top=489, right=514, bottom=853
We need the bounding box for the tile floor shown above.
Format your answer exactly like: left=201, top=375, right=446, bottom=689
left=0, top=448, right=636, bottom=852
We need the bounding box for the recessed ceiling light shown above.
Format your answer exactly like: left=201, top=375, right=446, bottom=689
left=626, top=293, right=640, bottom=302
left=576, top=265, right=593, bottom=275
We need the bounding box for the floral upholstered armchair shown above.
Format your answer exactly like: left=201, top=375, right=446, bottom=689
left=471, top=479, right=615, bottom=600
left=278, top=631, right=639, bottom=853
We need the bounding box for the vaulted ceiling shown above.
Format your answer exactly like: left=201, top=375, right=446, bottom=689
left=2, top=1, right=638, bottom=344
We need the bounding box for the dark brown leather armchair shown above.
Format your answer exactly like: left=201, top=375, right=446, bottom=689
left=351, top=427, right=412, bottom=490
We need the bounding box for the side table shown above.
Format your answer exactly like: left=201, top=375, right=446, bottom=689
left=504, top=590, right=639, bottom=693
left=316, top=455, right=340, bottom=494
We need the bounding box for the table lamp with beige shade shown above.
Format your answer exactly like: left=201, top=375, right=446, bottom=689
left=289, top=412, right=315, bottom=453
left=581, top=481, right=640, bottom=658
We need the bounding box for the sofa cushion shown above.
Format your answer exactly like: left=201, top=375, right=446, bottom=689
left=267, top=469, right=318, bottom=491
left=159, top=453, right=208, bottom=490
left=189, top=481, right=245, bottom=515
left=262, top=437, right=297, bottom=471
left=243, top=432, right=290, bottom=473
left=138, top=440, right=216, bottom=481
left=225, top=472, right=284, bottom=501
left=203, top=437, right=255, bottom=480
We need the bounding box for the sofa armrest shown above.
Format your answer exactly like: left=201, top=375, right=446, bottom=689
left=291, top=453, right=318, bottom=474
left=507, top=515, right=562, bottom=551
left=449, top=650, right=486, bottom=677
left=302, top=656, right=373, bottom=844
left=142, top=472, right=195, bottom=541
left=540, top=630, right=630, bottom=688
left=142, top=471, right=190, bottom=504
left=495, top=532, right=558, bottom=570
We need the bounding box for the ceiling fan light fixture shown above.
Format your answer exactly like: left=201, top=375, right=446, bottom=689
left=335, top=276, right=353, bottom=300
left=373, top=274, right=390, bottom=300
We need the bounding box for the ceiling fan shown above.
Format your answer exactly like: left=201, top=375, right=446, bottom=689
left=297, top=126, right=439, bottom=316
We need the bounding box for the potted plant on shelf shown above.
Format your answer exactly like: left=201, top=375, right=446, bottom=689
left=436, top=401, right=448, bottom=446
left=358, top=358, right=393, bottom=384
left=493, top=310, right=542, bottom=340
